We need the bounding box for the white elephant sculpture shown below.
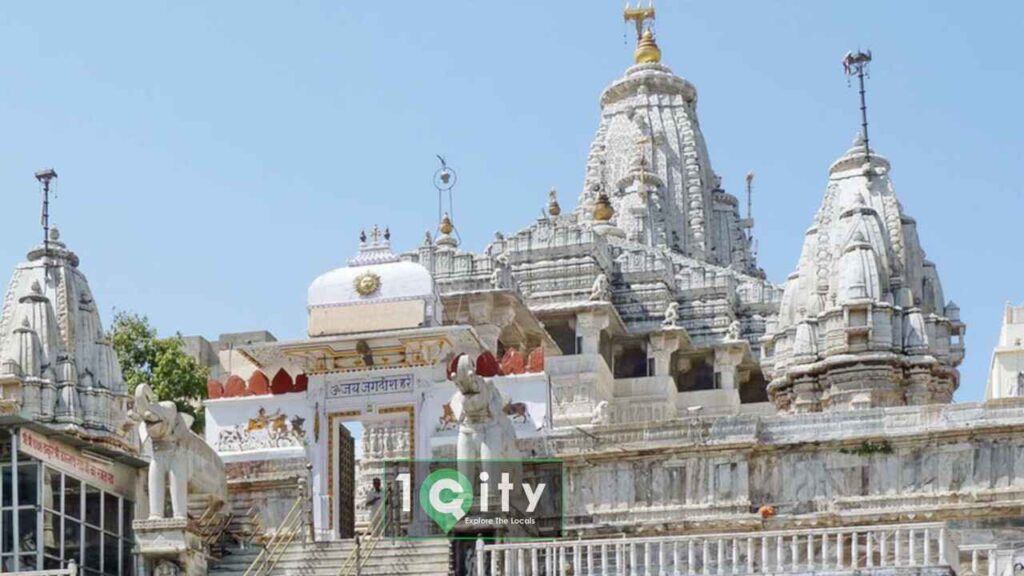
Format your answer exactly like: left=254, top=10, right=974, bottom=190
left=449, top=354, right=519, bottom=462
left=134, top=384, right=226, bottom=519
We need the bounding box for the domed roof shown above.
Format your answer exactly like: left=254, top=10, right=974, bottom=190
left=306, top=227, right=441, bottom=336
left=309, top=260, right=434, bottom=309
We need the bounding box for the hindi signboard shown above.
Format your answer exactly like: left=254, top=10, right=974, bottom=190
left=327, top=374, right=414, bottom=399
left=19, top=428, right=136, bottom=498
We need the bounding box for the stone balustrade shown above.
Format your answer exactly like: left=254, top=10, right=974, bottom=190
left=547, top=397, right=1024, bottom=456
left=477, top=522, right=959, bottom=576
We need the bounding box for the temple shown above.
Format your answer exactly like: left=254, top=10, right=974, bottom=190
left=761, top=136, right=965, bottom=412
left=1, top=5, right=1023, bottom=576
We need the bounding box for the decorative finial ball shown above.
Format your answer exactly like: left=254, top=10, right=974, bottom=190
left=439, top=213, right=454, bottom=235
left=49, top=227, right=60, bottom=241
left=593, top=193, right=614, bottom=222
left=634, top=28, right=661, bottom=64
left=548, top=187, right=561, bottom=216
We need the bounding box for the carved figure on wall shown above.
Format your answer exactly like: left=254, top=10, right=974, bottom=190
left=589, top=273, right=611, bottom=301
left=133, top=384, right=226, bottom=519
left=216, top=406, right=308, bottom=452
left=153, top=560, right=180, bottom=576
left=726, top=319, right=743, bottom=341
left=437, top=402, right=458, bottom=431
left=662, top=302, right=680, bottom=328
left=503, top=401, right=531, bottom=424
left=591, top=400, right=611, bottom=425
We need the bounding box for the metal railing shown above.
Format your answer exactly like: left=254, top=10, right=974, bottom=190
left=241, top=484, right=308, bottom=576
left=477, top=522, right=957, bottom=576
left=337, top=490, right=391, bottom=576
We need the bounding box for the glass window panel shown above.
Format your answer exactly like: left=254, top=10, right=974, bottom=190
left=102, top=535, right=118, bottom=576
left=19, top=553, right=37, bottom=570
left=122, top=503, right=134, bottom=541
left=85, top=485, right=101, bottom=527
left=66, top=477, right=83, bottom=519
left=103, top=494, right=119, bottom=534
left=17, top=463, right=38, bottom=507
left=85, top=527, right=101, bottom=570
left=63, top=519, right=81, bottom=565
left=18, top=508, right=38, bottom=552
left=43, top=511, right=60, bottom=558
left=1, top=510, right=11, bottom=553
left=43, top=468, right=61, bottom=513
left=2, top=465, right=11, bottom=507
left=44, top=555, right=63, bottom=570
left=122, top=540, right=133, bottom=576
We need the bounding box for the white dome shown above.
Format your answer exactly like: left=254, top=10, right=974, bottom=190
left=308, top=260, right=434, bottom=309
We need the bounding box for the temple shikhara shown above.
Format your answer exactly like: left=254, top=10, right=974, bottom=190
left=1, top=5, right=1023, bottom=576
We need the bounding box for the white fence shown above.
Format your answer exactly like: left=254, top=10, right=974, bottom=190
left=5, top=560, right=79, bottom=576
left=477, top=523, right=958, bottom=576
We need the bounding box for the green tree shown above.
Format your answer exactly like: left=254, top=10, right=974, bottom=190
left=109, top=311, right=208, bottom=431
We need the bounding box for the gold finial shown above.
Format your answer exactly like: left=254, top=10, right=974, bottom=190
left=635, top=28, right=661, bottom=64
left=439, top=212, right=454, bottom=235
left=593, top=192, right=614, bottom=222
left=624, top=1, right=660, bottom=64
left=548, top=187, right=561, bottom=216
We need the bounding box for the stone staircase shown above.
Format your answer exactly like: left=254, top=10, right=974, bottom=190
left=209, top=539, right=451, bottom=576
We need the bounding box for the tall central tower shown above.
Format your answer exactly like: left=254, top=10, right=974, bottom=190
left=576, top=3, right=757, bottom=274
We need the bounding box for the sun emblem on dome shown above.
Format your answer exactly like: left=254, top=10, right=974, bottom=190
left=353, top=270, right=381, bottom=296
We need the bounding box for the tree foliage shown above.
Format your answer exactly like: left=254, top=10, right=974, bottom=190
left=109, top=311, right=208, bottom=431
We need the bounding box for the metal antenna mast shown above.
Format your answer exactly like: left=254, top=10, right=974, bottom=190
left=34, top=168, right=58, bottom=255
left=843, top=50, right=873, bottom=166
left=745, top=172, right=754, bottom=239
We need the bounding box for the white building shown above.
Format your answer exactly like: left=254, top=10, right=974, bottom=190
left=987, top=303, right=1024, bottom=400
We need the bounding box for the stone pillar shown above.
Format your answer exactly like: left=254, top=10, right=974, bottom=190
left=649, top=331, right=684, bottom=377
left=575, top=310, right=610, bottom=355
left=713, top=344, right=746, bottom=391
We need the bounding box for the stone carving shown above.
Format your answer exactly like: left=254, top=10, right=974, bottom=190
left=662, top=302, right=679, bottom=328
left=725, top=319, right=742, bottom=341
left=360, top=421, right=410, bottom=461
left=153, top=560, right=180, bottom=576
left=589, top=273, right=611, bottom=301
left=449, top=354, right=519, bottom=461
left=437, top=402, right=458, bottom=432
left=502, top=401, right=531, bottom=424
left=761, top=137, right=964, bottom=412
left=215, top=407, right=307, bottom=452
left=591, top=400, right=611, bottom=425
left=134, top=384, right=226, bottom=519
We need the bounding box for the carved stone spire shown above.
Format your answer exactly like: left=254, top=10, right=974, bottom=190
left=574, top=5, right=759, bottom=272
left=761, top=138, right=964, bottom=413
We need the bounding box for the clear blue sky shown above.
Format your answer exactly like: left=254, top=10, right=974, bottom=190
left=1, top=2, right=1021, bottom=402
